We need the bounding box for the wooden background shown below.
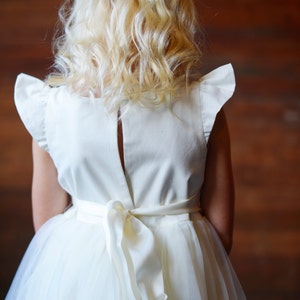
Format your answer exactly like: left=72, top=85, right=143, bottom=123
left=0, top=0, right=299, bottom=299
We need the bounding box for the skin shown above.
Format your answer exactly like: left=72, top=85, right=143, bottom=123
left=32, top=108, right=235, bottom=256
left=201, top=108, right=235, bottom=254
left=32, top=140, right=68, bottom=231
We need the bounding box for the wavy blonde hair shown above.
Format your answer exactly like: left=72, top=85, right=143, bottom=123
left=48, top=0, right=202, bottom=108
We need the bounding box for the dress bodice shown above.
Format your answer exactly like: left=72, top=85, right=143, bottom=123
left=8, top=64, right=248, bottom=300
left=14, top=64, right=235, bottom=210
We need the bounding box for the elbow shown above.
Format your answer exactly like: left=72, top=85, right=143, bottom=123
left=224, top=239, right=233, bottom=255
left=221, top=235, right=233, bottom=255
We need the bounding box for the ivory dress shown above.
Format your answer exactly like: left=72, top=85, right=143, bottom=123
left=6, top=64, right=246, bottom=300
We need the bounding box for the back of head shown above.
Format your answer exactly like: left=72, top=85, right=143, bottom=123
left=48, top=0, right=202, bottom=108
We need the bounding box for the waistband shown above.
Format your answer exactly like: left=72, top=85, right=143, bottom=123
left=63, top=198, right=200, bottom=300
left=67, top=198, right=201, bottom=226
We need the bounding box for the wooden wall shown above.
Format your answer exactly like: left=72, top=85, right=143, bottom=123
left=0, top=0, right=299, bottom=299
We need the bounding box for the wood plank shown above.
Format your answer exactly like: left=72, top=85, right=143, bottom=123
left=0, top=0, right=299, bottom=299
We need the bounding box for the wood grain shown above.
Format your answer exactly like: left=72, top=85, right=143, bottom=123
left=0, top=1, right=299, bottom=298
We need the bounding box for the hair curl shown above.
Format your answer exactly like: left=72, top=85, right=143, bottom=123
left=48, top=0, right=202, bottom=109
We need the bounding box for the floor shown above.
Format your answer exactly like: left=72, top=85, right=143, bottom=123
left=0, top=0, right=299, bottom=299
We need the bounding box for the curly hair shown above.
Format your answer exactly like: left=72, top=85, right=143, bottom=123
left=48, top=0, right=202, bottom=109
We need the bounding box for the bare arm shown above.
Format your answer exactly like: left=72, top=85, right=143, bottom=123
left=32, top=140, right=69, bottom=232
left=201, top=109, right=235, bottom=254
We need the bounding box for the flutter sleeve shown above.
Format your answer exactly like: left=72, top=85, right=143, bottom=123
left=14, top=73, right=50, bottom=151
left=199, top=64, right=236, bottom=143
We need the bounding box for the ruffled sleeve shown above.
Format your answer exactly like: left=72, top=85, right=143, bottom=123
left=199, top=64, right=236, bottom=143
left=14, top=73, right=50, bottom=151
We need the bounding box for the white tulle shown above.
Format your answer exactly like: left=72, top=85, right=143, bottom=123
left=7, top=203, right=245, bottom=299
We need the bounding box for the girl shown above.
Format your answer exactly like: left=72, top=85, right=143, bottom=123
left=7, top=0, right=246, bottom=299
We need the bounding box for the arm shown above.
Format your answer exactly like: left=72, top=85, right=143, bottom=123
left=200, top=109, right=235, bottom=254
left=32, top=140, right=69, bottom=232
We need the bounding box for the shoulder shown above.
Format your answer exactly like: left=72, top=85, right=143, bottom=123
left=14, top=74, right=69, bottom=151
left=195, top=64, right=235, bottom=143
left=14, top=74, right=51, bottom=151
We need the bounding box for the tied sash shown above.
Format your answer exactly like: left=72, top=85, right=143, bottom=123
left=65, top=198, right=200, bottom=300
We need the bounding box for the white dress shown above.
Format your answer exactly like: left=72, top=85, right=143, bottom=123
left=6, top=64, right=246, bottom=300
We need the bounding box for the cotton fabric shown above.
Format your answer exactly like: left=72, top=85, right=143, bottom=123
left=6, top=64, right=246, bottom=299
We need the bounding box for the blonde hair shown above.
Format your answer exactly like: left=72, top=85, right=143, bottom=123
left=48, top=0, right=202, bottom=108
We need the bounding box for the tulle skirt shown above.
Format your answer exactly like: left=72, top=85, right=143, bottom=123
left=6, top=206, right=246, bottom=300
